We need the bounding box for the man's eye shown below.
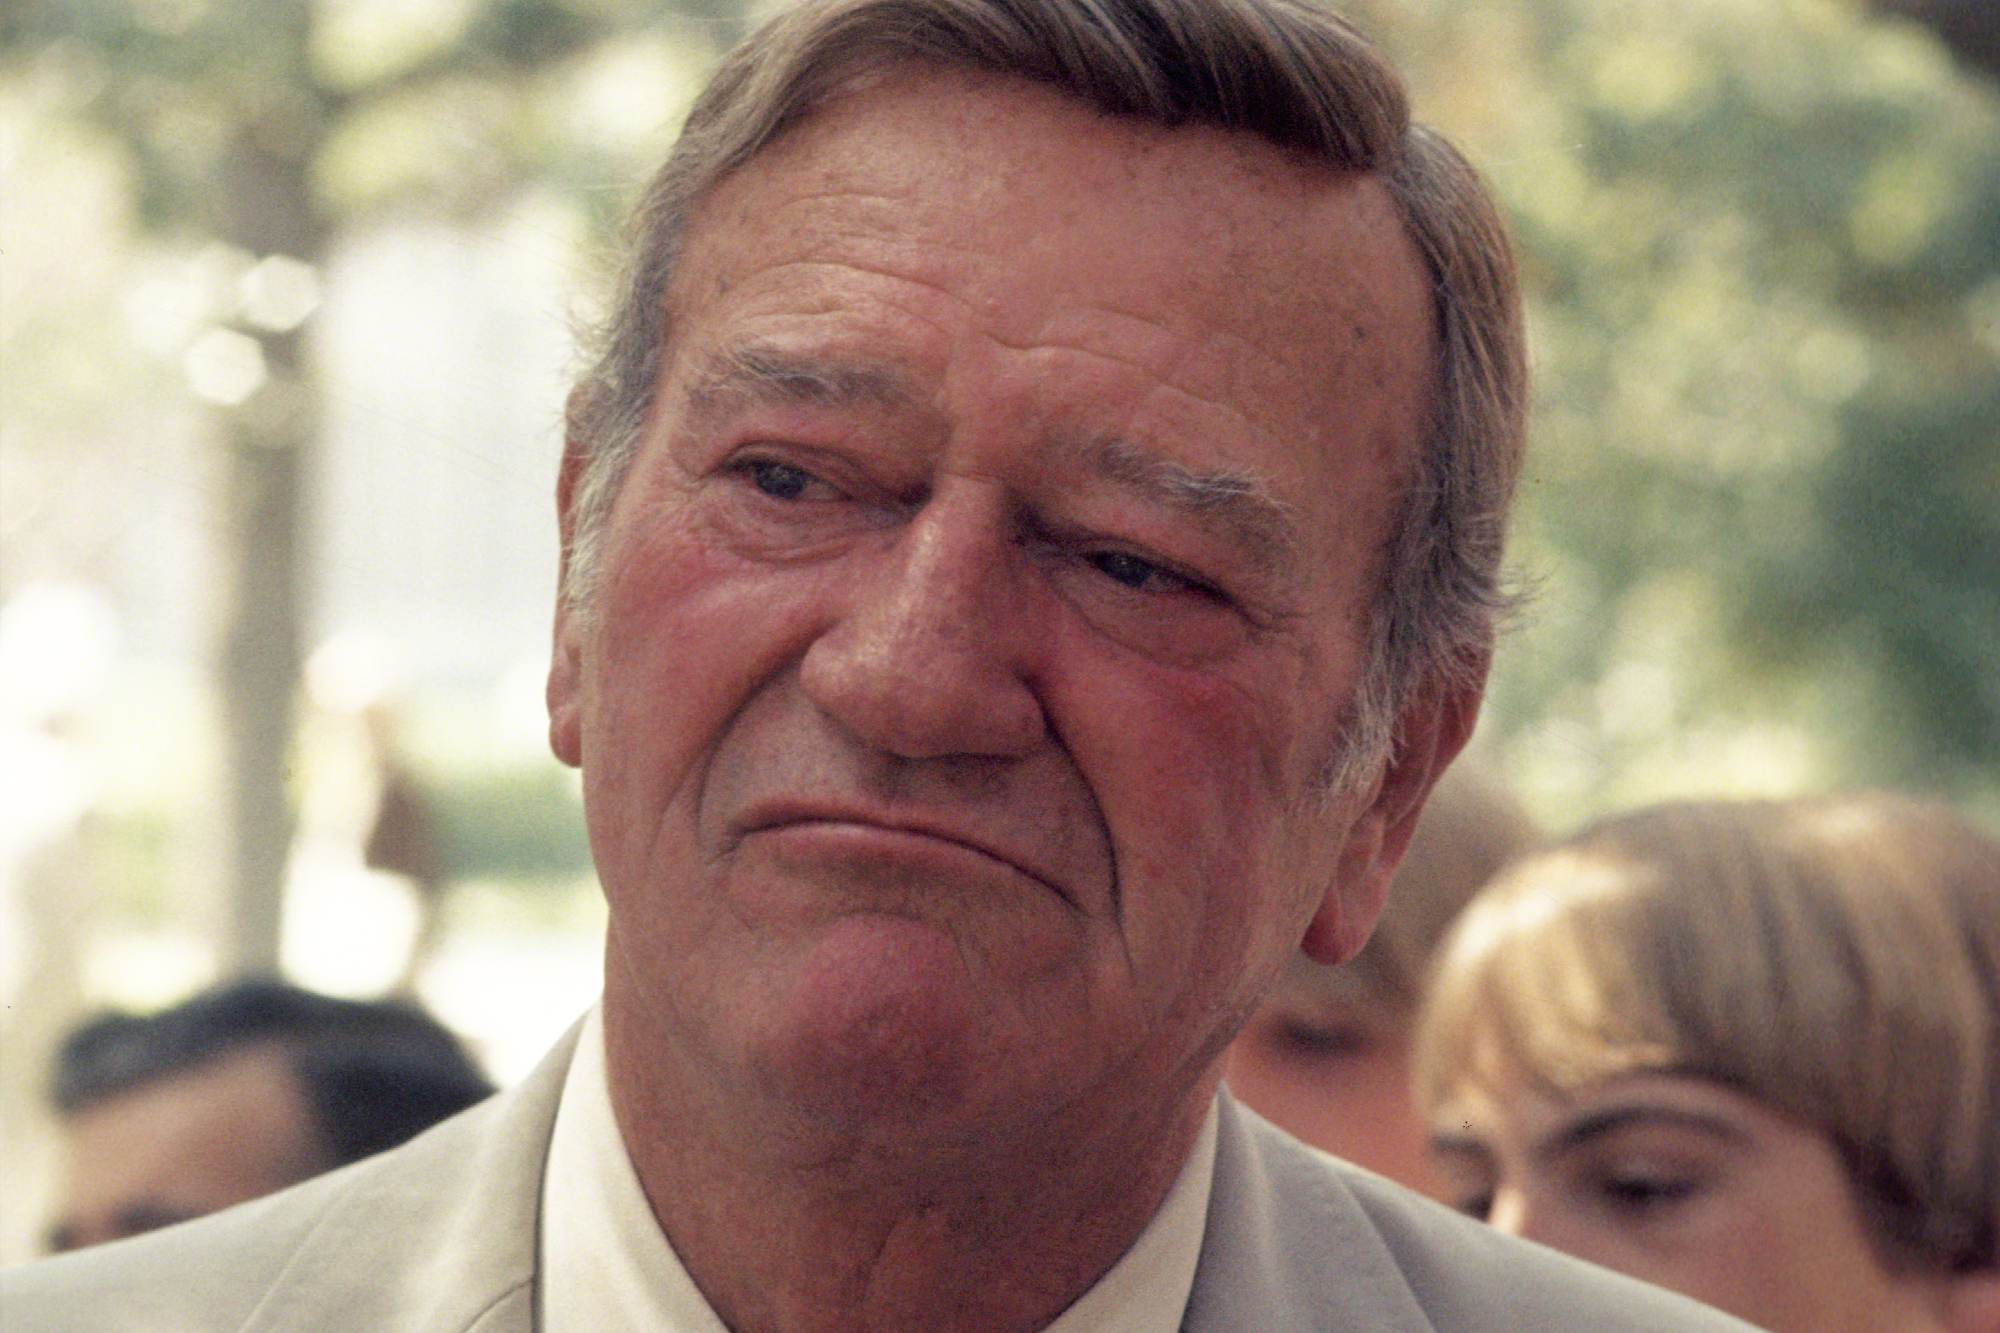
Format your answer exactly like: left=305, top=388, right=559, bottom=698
left=744, top=459, right=820, bottom=500
left=1087, top=550, right=1194, bottom=593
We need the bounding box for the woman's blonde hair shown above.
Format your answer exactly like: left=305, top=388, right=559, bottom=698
left=1414, top=793, right=2000, bottom=1275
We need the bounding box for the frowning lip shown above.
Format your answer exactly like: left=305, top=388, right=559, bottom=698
left=732, top=800, right=1073, bottom=905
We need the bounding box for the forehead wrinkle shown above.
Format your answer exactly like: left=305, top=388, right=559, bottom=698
left=1078, top=435, right=1302, bottom=574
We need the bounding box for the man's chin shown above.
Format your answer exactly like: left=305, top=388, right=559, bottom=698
left=748, top=914, right=1013, bottom=1132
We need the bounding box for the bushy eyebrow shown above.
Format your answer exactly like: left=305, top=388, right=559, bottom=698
left=1075, top=436, right=1301, bottom=574
left=681, top=342, right=914, bottom=422
left=1428, top=1130, right=1488, bottom=1160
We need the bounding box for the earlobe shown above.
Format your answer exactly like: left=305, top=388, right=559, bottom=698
left=1300, top=662, right=1488, bottom=965
left=1300, top=818, right=1386, bottom=964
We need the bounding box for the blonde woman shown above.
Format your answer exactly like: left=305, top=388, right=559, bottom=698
left=1415, top=794, right=2000, bottom=1332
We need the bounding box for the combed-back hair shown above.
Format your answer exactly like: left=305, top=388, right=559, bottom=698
left=1415, top=794, right=2000, bottom=1277
left=564, top=0, right=1525, bottom=792
left=54, top=977, right=494, bottom=1167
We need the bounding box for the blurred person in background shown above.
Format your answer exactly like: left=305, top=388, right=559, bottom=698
left=45, top=977, right=493, bottom=1253
left=1225, top=760, right=1536, bottom=1196
left=1415, top=793, right=2000, bottom=1333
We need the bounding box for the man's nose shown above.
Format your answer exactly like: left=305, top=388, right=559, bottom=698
left=799, top=487, right=1047, bottom=761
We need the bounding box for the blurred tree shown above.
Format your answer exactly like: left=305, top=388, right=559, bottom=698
left=1346, top=0, right=1999, bottom=823
left=1, top=0, right=751, bottom=969
left=1873, top=0, right=2000, bottom=78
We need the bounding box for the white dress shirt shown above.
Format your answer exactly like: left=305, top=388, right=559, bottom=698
left=540, top=1006, right=1218, bottom=1332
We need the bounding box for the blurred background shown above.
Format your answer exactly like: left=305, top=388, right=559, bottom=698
left=2, top=0, right=1994, bottom=1263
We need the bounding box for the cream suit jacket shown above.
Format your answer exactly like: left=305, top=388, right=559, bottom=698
left=3, top=1026, right=1752, bottom=1331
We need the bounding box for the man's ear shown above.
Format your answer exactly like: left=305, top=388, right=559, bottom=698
left=1299, top=658, right=1487, bottom=965
left=547, top=388, right=593, bottom=770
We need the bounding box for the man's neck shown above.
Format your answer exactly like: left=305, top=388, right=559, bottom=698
left=602, top=1005, right=1218, bottom=1333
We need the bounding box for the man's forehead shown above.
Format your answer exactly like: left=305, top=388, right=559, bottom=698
left=686, top=64, right=1417, bottom=274
left=672, top=70, right=1433, bottom=408
left=660, top=66, right=1435, bottom=575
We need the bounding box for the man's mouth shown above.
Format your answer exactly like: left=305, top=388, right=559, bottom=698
left=733, top=800, right=1073, bottom=905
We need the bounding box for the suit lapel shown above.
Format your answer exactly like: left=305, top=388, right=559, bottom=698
left=1182, top=1092, right=1432, bottom=1332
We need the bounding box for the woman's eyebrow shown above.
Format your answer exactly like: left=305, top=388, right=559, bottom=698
left=1537, top=1105, right=1752, bottom=1161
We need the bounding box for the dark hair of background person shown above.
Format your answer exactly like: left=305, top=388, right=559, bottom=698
left=53, top=977, right=494, bottom=1167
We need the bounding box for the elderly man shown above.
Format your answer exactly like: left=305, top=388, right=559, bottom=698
left=6, top=1, right=1749, bottom=1329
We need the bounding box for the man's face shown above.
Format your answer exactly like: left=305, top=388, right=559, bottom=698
left=49, top=1046, right=328, bottom=1253
left=549, top=68, right=1458, bottom=1142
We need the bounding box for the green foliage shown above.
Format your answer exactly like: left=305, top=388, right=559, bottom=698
left=1351, top=0, right=1999, bottom=822
left=3, top=0, right=744, bottom=928
left=4, top=0, right=737, bottom=233
left=83, top=807, right=182, bottom=926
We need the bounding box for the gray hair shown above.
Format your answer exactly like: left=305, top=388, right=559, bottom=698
left=565, top=0, right=1526, bottom=793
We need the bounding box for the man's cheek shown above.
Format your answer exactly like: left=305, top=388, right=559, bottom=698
left=1131, top=674, right=1295, bottom=829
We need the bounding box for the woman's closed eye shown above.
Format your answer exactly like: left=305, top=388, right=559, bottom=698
left=1594, top=1167, right=1702, bottom=1214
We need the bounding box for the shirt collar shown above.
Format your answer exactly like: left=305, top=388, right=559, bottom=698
left=539, top=1005, right=728, bottom=1333
left=539, top=1004, right=1218, bottom=1332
